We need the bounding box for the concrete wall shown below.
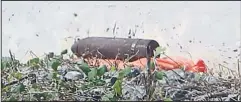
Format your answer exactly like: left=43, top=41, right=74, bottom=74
left=2, top=1, right=240, bottom=69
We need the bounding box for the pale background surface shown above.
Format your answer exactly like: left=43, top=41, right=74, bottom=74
left=2, top=1, right=241, bottom=70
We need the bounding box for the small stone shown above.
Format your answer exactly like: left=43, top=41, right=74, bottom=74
left=57, top=65, right=68, bottom=75
left=110, top=77, right=117, bottom=86
left=127, top=68, right=141, bottom=77
left=64, top=71, right=84, bottom=81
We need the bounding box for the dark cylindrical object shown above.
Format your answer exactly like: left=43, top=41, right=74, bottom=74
left=71, top=37, right=160, bottom=62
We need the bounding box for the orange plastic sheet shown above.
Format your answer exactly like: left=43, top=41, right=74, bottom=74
left=83, top=56, right=207, bottom=73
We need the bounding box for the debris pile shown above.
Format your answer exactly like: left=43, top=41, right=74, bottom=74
left=1, top=52, right=241, bottom=101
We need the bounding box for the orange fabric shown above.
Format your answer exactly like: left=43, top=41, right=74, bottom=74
left=185, top=59, right=207, bottom=73
left=161, top=56, right=195, bottom=68
left=157, top=57, right=207, bottom=73
left=84, top=56, right=207, bottom=73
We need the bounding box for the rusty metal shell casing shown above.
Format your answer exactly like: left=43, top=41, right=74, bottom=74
left=71, top=37, right=160, bottom=62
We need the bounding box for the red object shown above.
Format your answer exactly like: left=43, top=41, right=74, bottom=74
left=76, top=56, right=207, bottom=73
left=185, top=59, right=207, bottom=73
left=156, top=57, right=207, bottom=73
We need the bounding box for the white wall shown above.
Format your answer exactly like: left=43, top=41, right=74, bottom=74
left=2, top=1, right=240, bottom=69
